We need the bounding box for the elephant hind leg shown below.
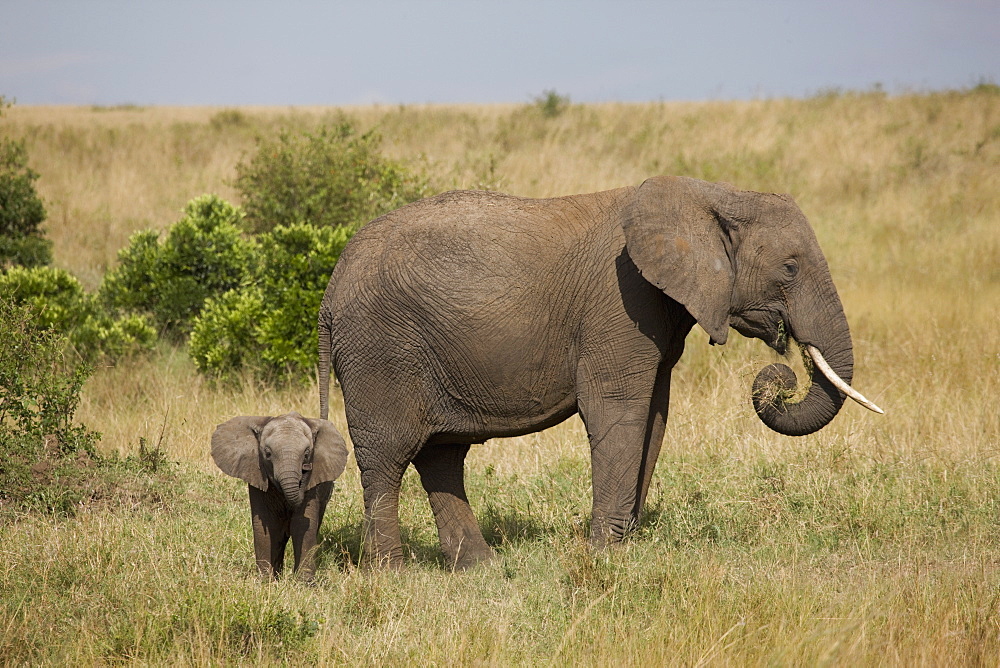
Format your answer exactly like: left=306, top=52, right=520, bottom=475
left=357, top=457, right=408, bottom=570
left=412, top=443, right=494, bottom=570
left=343, top=371, right=432, bottom=569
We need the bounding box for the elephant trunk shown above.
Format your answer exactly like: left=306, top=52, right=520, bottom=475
left=751, top=297, right=856, bottom=437
left=277, top=472, right=305, bottom=509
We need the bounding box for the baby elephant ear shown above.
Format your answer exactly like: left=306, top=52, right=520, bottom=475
left=622, top=175, right=736, bottom=345
left=302, top=417, right=348, bottom=489
left=211, top=416, right=271, bottom=491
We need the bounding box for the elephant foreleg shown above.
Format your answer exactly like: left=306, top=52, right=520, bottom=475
left=290, top=481, right=333, bottom=581
left=585, top=413, right=650, bottom=546
left=249, top=485, right=290, bottom=580
left=577, top=356, right=658, bottom=548
left=634, top=367, right=672, bottom=517
left=412, top=443, right=494, bottom=570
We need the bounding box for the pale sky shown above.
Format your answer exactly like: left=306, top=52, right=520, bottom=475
left=1, top=1, right=997, bottom=106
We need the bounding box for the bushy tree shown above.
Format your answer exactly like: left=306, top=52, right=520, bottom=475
left=233, top=121, right=427, bottom=234
left=190, top=223, right=353, bottom=379
left=99, top=194, right=258, bottom=337
left=0, top=134, right=52, bottom=267
left=0, top=266, right=156, bottom=362
left=185, top=121, right=428, bottom=379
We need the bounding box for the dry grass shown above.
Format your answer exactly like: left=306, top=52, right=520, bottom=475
left=1, top=88, right=999, bottom=664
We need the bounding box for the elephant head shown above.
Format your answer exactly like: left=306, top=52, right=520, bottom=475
left=211, top=412, right=348, bottom=508
left=622, top=176, right=882, bottom=436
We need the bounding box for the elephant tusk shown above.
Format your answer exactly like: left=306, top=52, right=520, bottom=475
left=806, top=345, right=885, bottom=414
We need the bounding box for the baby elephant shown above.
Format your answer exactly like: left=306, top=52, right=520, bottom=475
left=211, top=412, right=348, bottom=581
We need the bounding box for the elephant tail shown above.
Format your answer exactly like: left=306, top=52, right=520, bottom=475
left=318, top=306, right=333, bottom=421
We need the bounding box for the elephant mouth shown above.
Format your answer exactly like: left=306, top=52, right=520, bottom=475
left=730, top=309, right=789, bottom=355
left=772, top=318, right=790, bottom=355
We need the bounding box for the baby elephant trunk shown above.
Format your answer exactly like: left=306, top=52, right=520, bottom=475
left=277, top=471, right=305, bottom=509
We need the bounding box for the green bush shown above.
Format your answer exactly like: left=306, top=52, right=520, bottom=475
left=0, top=264, right=87, bottom=330
left=533, top=89, right=572, bottom=118
left=0, top=301, right=99, bottom=509
left=254, top=224, right=353, bottom=373
left=188, top=286, right=265, bottom=377
left=0, top=301, right=96, bottom=453
left=0, top=135, right=52, bottom=267
left=190, top=223, right=352, bottom=379
left=99, top=194, right=258, bottom=337
left=233, top=121, right=427, bottom=234
left=0, top=300, right=175, bottom=516
left=0, top=265, right=156, bottom=362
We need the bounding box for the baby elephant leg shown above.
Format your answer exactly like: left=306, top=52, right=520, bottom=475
left=249, top=485, right=290, bottom=580
left=290, top=481, right=334, bottom=581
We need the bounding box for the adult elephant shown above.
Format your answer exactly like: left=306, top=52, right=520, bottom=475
left=319, top=176, right=882, bottom=570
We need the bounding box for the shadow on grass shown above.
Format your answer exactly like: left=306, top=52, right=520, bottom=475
left=317, top=521, right=449, bottom=571
left=481, top=505, right=551, bottom=548
left=317, top=504, right=553, bottom=572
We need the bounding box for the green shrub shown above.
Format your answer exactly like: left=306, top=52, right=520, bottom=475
left=209, top=108, right=250, bottom=131
left=495, top=90, right=575, bottom=153
left=0, top=135, right=52, bottom=267
left=0, top=301, right=96, bottom=452
left=255, top=224, right=353, bottom=373
left=233, top=121, right=427, bottom=234
left=533, top=89, right=572, bottom=118
left=0, top=234, right=53, bottom=267
left=190, top=223, right=352, bottom=379
left=0, top=265, right=156, bottom=362
left=188, top=286, right=266, bottom=377
left=0, top=301, right=99, bottom=509
left=0, top=264, right=88, bottom=330
left=99, top=194, right=258, bottom=337
left=0, top=300, right=175, bottom=516
left=73, top=311, right=158, bottom=362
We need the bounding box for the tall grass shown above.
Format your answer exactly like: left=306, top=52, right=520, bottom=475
left=1, top=87, right=998, bottom=664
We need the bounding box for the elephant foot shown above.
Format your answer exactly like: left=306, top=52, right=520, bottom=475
left=450, top=543, right=495, bottom=571
left=439, top=521, right=495, bottom=571
left=362, top=545, right=406, bottom=570
left=589, top=514, right=638, bottom=549
left=257, top=562, right=282, bottom=581
left=294, top=567, right=319, bottom=585
left=293, top=566, right=318, bottom=582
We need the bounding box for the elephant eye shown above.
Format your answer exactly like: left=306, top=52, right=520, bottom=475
left=783, top=260, right=799, bottom=279
left=263, top=448, right=272, bottom=459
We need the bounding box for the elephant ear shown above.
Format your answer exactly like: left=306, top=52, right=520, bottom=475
left=302, top=417, right=348, bottom=489
left=211, top=416, right=271, bottom=491
left=622, top=176, right=738, bottom=345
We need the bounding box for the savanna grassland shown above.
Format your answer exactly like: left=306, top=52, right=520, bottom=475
left=1, top=88, right=999, bottom=665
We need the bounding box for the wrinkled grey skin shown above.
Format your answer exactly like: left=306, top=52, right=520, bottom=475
left=211, top=412, right=348, bottom=580
left=319, top=176, right=856, bottom=570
